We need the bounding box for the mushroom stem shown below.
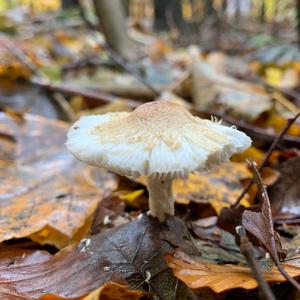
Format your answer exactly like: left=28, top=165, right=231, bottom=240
left=147, top=177, right=174, bottom=222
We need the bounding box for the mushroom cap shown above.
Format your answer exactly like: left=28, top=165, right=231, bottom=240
left=66, top=101, right=251, bottom=179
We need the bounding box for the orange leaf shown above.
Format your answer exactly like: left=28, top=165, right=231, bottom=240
left=0, top=113, right=118, bottom=248
left=38, top=282, right=145, bottom=300
left=165, top=251, right=300, bottom=293
left=173, top=162, right=251, bottom=213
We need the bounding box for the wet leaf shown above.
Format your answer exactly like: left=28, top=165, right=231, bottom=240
left=165, top=250, right=300, bottom=293
left=90, top=195, right=127, bottom=235
left=173, top=162, right=251, bottom=213
left=0, top=215, right=198, bottom=300
left=38, top=282, right=146, bottom=300
left=191, top=54, right=272, bottom=120
left=0, top=112, right=117, bottom=248
left=269, top=157, right=300, bottom=220
left=232, top=146, right=264, bottom=165
left=242, top=163, right=282, bottom=260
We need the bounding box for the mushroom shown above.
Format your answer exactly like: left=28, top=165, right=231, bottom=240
left=66, top=100, right=251, bottom=222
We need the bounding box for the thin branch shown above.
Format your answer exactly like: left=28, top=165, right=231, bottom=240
left=233, top=73, right=300, bottom=107
left=164, top=69, right=190, bottom=93
left=79, top=1, right=161, bottom=97
left=52, top=92, right=76, bottom=122
left=30, top=79, right=300, bottom=147
left=234, top=111, right=300, bottom=207
left=32, top=79, right=140, bottom=108
left=249, top=162, right=300, bottom=292
left=236, top=226, right=276, bottom=300
left=103, top=43, right=161, bottom=96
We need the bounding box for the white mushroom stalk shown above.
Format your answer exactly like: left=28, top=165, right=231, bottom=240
left=66, top=100, right=252, bottom=222
left=147, top=176, right=174, bottom=221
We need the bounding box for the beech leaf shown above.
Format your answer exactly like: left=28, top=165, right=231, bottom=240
left=0, top=113, right=117, bottom=248
left=0, top=215, right=197, bottom=300
left=165, top=250, right=300, bottom=293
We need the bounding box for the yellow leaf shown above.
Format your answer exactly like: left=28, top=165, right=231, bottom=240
left=173, top=162, right=252, bottom=213
left=232, top=146, right=264, bottom=164
left=265, top=67, right=283, bottom=86
left=119, top=189, right=145, bottom=207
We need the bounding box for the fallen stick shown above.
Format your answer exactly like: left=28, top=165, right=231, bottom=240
left=236, top=226, right=276, bottom=300
left=234, top=111, right=300, bottom=207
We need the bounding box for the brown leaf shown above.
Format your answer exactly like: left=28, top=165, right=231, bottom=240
left=0, top=113, right=117, bottom=248
left=38, top=282, right=145, bottom=300
left=90, top=195, right=126, bottom=235
left=0, top=215, right=197, bottom=300
left=242, top=162, right=282, bottom=260
left=269, top=157, right=300, bottom=220
left=165, top=250, right=300, bottom=293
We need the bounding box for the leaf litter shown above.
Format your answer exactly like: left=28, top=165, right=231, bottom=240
left=1, top=3, right=300, bottom=299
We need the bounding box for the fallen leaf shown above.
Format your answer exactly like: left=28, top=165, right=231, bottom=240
left=190, top=51, right=272, bottom=120
left=165, top=250, right=300, bottom=293
left=269, top=157, right=300, bottom=220
left=232, top=146, right=264, bottom=164
left=118, top=189, right=146, bottom=208
left=242, top=162, right=283, bottom=260
left=0, top=112, right=117, bottom=248
left=90, top=195, right=127, bottom=235
left=0, top=215, right=197, bottom=300
left=259, top=113, right=300, bottom=137
left=38, top=282, right=145, bottom=300
left=173, top=162, right=251, bottom=213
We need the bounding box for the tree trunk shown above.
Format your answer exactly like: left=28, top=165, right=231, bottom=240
left=222, top=0, right=228, bottom=14
left=297, top=0, right=300, bottom=49
left=260, top=0, right=265, bottom=24
left=62, top=0, right=78, bottom=9
left=154, top=0, right=187, bottom=33
left=93, top=0, right=136, bottom=60
left=204, top=0, right=216, bottom=17
left=153, top=0, right=170, bottom=31
left=234, top=0, right=241, bottom=24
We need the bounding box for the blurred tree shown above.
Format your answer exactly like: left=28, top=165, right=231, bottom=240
left=62, top=0, right=79, bottom=9
left=93, top=0, right=136, bottom=60
left=297, top=0, right=300, bottom=48
left=153, top=0, right=187, bottom=32
left=204, top=0, right=217, bottom=17
left=260, top=0, right=265, bottom=23
left=222, top=0, right=228, bottom=19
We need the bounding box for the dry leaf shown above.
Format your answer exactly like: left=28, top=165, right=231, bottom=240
left=0, top=113, right=117, bottom=248
left=165, top=250, right=300, bottom=293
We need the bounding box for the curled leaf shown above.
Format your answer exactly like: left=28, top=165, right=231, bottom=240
left=165, top=250, right=300, bottom=293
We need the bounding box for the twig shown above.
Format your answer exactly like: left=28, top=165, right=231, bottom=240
left=234, top=111, right=300, bottom=207
left=0, top=36, right=46, bottom=80
left=32, top=79, right=140, bottom=108
left=29, top=79, right=300, bottom=147
left=79, top=2, right=161, bottom=97
left=249, top=162, right=300, bottom=292
left=233, top=73, right=300, bottom=106
left=52, top=92, right=76, bottom=122
left=104, top=43, right=161, bottom=97
left=0, top=36, right=77, bottom=122
left=236, top=226, right=276, bottom=300
left=164, top=69, right=190, bottom=93
left=272, top=92, right=299, bottom=115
